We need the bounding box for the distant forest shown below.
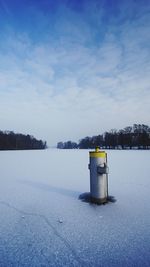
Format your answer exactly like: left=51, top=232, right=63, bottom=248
left=0, top=130, right=47, bottom=150
left=57, top=124, right=150, bottom=150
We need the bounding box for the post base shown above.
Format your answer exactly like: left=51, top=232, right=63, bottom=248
left=90, top=196, right=108, bottom=204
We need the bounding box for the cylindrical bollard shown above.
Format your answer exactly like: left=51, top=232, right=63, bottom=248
left=88, top=147, right=108, bottom=204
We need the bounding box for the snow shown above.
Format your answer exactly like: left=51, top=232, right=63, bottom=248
left=0, top=149, right=150, bottom=267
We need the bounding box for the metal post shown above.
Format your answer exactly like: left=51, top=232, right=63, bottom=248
left=88, top=147, right=108, bottom=204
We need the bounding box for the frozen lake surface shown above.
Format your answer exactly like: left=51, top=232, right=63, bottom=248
left=0, top=149, right=150, bottom=267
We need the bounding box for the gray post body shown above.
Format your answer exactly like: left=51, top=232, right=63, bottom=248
left=89, top=153, right=108, bottom=204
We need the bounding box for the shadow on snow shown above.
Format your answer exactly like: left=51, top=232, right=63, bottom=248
left=19, top=180, right=116, bottom=205
left=19, top=180, right=81, bottom=199
left=79, top=192, right=117, bottom=205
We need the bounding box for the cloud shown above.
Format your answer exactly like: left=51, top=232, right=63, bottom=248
left=0, top=1, right=150, bottom=145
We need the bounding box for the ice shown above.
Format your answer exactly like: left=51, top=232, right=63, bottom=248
left=0, top=149, right=150, bottom=266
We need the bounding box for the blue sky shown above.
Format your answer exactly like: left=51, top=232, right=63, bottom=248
left=0, top=0, right=150, bottom=145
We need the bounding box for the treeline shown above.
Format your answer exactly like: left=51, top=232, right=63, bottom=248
left=57, top=124, right=150, bottom=149
left=0, top=130, right=47, bottom=150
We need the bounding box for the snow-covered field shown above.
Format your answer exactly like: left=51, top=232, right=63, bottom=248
left=0, top=149, right=150, bottom=267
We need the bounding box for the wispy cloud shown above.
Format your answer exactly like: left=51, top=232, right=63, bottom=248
left=0, top=0, right=150, bottom=145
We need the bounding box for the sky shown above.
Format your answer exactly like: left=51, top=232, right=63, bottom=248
left=0, top=0, right=150, bottom=146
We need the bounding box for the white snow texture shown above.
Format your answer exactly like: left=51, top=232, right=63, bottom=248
left=0, top=149, right=150, bottom=267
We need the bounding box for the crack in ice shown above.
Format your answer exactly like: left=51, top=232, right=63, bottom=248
left=0, top=200, right=84, bottom=267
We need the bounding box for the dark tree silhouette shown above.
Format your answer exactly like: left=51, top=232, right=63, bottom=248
left=57, top=141, right=78, bottom=149
left=0, top=130, right=47, bottom=150
left=57, top=124, right=150, bottom=150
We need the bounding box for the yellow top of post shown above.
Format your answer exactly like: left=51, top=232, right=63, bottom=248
left=95, top=147, right=99, bottom=152
left=89, top=147, right=106, bottom=158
